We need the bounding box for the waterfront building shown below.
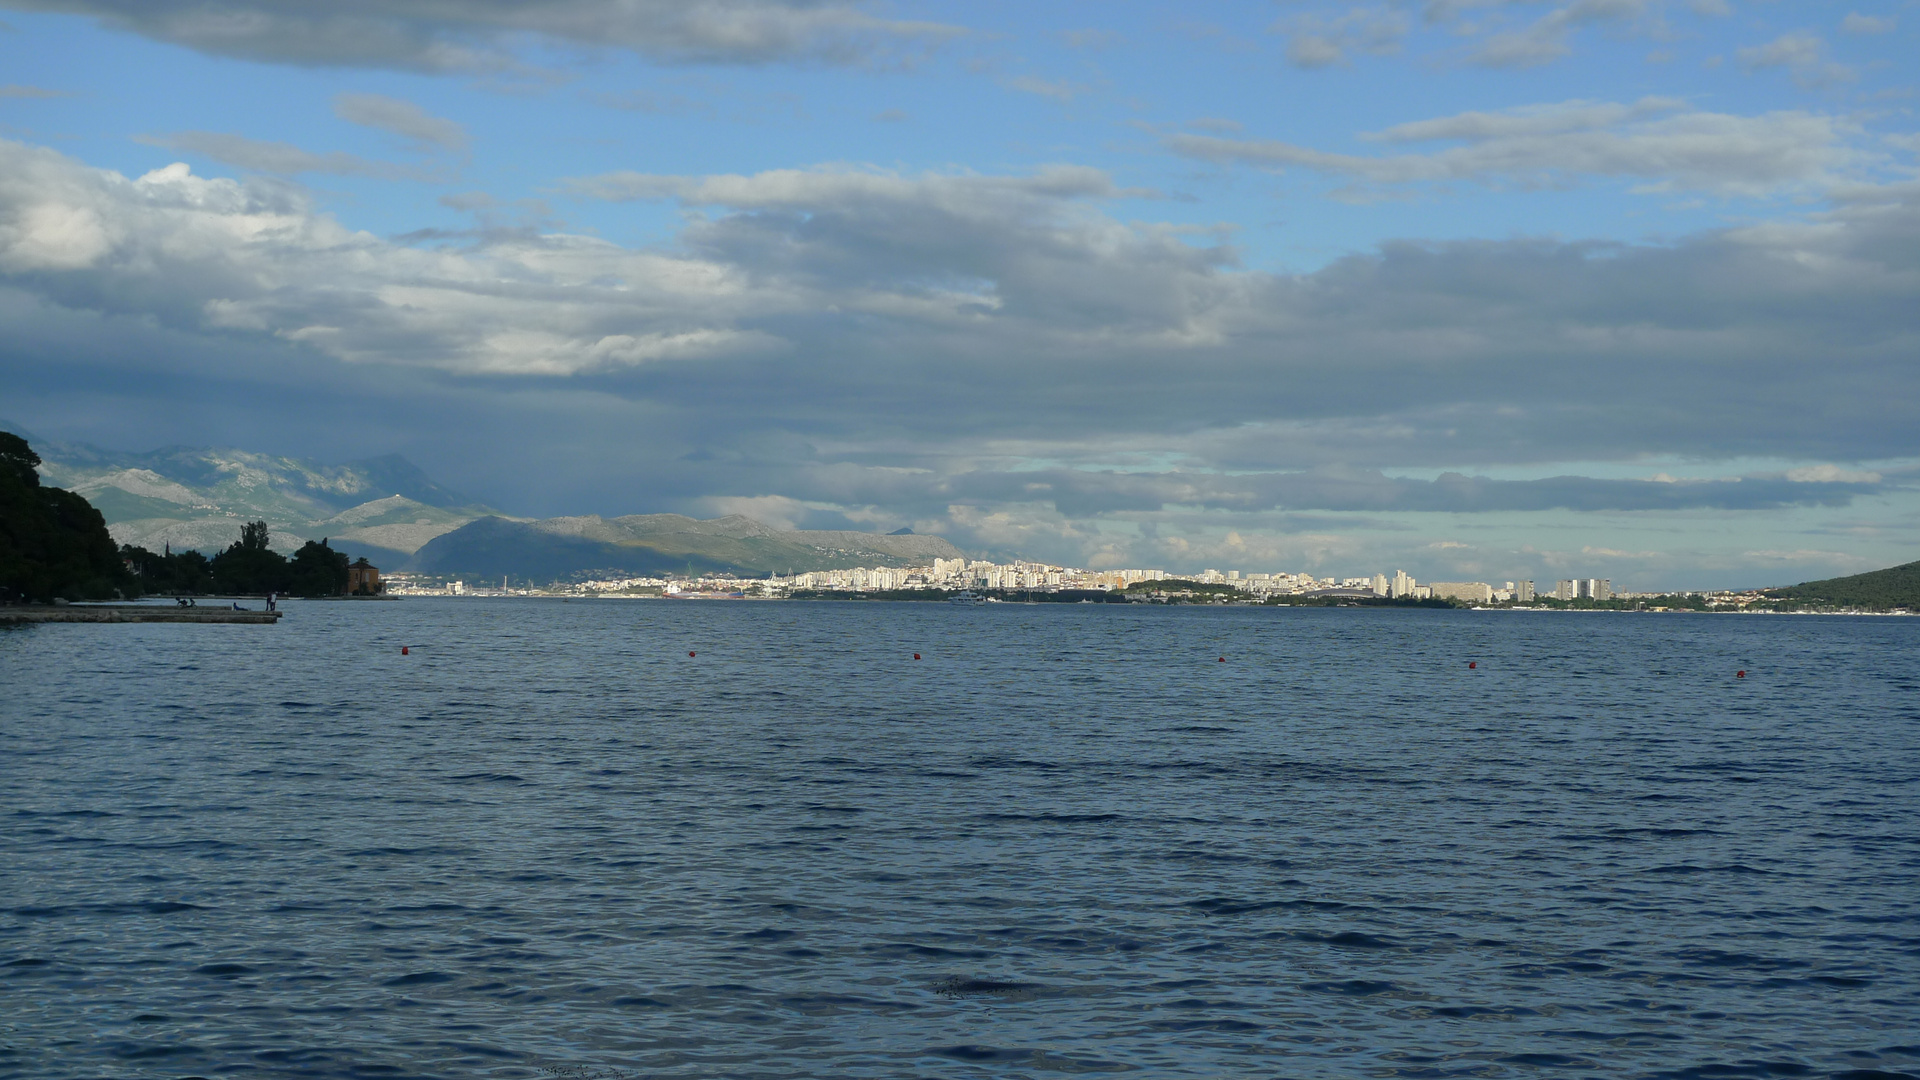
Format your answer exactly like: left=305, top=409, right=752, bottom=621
left=1429, top=582, right=1494, bottom=603
left=1514, top=580, right=1535, bottom=602
left=348, top=558, right=382, bottom=595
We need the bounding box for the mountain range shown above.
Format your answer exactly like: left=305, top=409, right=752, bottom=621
left=16, top=429, right=964, bottom=579
left=26, top=435, right=492, bottom=568
left=412, top=514, right=962, bottom=579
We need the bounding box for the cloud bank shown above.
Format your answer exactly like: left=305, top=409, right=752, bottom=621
left=2, top=137, right=1915, bottom=574
left=0, top=0, right=964, bottom=70
left=1168, top=98, right=1871, bottom=198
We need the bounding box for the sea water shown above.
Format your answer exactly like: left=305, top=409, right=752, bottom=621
left=2, top=600, right=1916, bottom=1079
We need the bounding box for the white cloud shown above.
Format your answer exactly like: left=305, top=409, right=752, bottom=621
left=1786, top=464, right=1882, bottom=484
left=333, top=93, right=468, bottom=152
left=1840, top=12, right=1896, bottom=35
left=564, top=163, right=1131, bottom=206
left=1273, top=6, right=1406, bottom=69
left=133, top=131, right=421, bottom=179
left=1286, top=34, right=1346, bottom=68
left=1059, top=28, right=1121, bottom=51
left=1431, top=0, right=1650, bottom=68
left=1000, top=75, right=1087, bottom=103
left=1736, top=32, right=1858, bottom=88
left=1165, top=98, right=1864, bottom=198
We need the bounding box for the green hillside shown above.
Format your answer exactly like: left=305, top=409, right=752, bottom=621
left=1767, top=560, right=1920, bottom=610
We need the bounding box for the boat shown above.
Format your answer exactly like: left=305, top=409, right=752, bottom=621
left=949, top=590, right=986, bottom=605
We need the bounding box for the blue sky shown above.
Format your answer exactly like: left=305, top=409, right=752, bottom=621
left=1, top=0, right=1916, bottom=588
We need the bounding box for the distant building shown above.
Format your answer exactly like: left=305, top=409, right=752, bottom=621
left=1514, top=580, right=1535, bottom=603
left=348, top=558, right=382, bottom=595
left=1391, top=570, right=1414, bottom=598
left=1582, top=578, right=1611, bottom=601
left=1429, top=582, right=1493, bottom=603
left=1555, top=579, right=1578, bottom=600
left=1372, top=573, right=1388, bottom=597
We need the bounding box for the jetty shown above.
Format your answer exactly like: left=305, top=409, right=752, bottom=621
left=0, top=605, right=282, bottom=624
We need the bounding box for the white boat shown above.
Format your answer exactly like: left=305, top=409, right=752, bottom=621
left=949, top=590, right=986, bottom=605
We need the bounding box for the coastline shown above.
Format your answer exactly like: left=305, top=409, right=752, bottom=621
left=0, top=605, right=283, bottom=624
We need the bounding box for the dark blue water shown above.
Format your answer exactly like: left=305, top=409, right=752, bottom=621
left=3, top=601, right=1917, bottom=1079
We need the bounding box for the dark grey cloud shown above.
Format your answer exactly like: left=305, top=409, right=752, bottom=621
left=0, top=0, right=964, bottom=70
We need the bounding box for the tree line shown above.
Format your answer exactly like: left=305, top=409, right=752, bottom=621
left=119, top=520, right=364, bottom=597
left=3, top=430, right=370, bottom=603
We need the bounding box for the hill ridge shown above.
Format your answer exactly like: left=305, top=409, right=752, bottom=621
left=1766, top=559, right=1920, bottom=610
left=412, top=514, right=965, bottom=579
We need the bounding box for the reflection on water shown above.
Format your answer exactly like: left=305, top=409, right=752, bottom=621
left=3, top=601, right=1917, bottom=1078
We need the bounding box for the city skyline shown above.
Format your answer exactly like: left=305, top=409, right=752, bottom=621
left=1, top=0, right=1916, bottom=590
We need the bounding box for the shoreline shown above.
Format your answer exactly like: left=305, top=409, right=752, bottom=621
left=388, top=594, right=1913, bottom=615
left=0, top=605, right=283, bottom=624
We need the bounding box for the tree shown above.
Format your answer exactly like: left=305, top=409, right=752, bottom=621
left=288, top=539, right=350, bottom=597
left=0, top=431, right=135, bottom=603
left=210, top=520, right=290, bottom=595
left=121, top=544, right=215, bottom=594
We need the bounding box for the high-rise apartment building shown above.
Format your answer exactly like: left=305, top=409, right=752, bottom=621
left=1514, top=580, right=1535, bottom=602
left=1429, top=582, right=1493, bottom=603
left=1555, top=580, right=1578, bottom=600
left=1391, top=570, right=1414, bottom=598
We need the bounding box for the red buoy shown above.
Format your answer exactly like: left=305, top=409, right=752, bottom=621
left=1218, top=656, right=1225, bottom=662
left=1736, top=669, right=1746, bottom=678
left=1468, top=661, right=1477, bottom=669
left=688, top=651, right=696, bottom=657
left=401, top=646, right=409, bottom=655
left=913, top=653, right=921, bottom=660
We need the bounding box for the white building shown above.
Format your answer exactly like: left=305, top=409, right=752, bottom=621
left=1428, top=581, right=1494, bottom=603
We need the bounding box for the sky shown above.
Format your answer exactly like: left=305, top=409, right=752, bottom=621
left=1, top=0, right=1916, bottom=589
